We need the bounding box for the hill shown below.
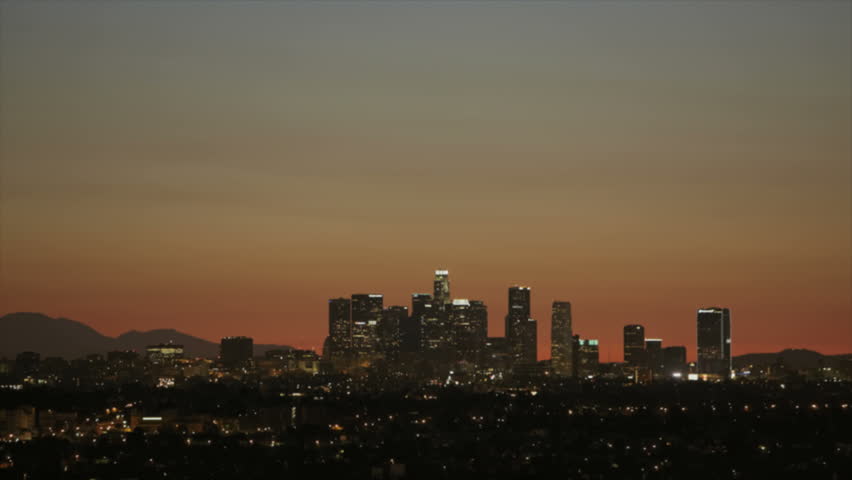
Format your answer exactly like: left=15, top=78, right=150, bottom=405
left=0, top=313, right=291, bottom=359
left=733, top=348, right=852, bottom=371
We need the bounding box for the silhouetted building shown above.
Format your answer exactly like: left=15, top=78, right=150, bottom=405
left=663, top=345, right=687, bottom=377
left=469, top=300, right=488, bottom=349
left=14, top=352, right=40, bottom=378
left=506, top=286, right=536, bottom=365
left=327, top=297, right=351, bottom=357
left=550, top=301, right=573, bottom=376
left=576, top=338, right=600, bottom=378
left=645, top=338, right=663, bottom=374
left=220, top=337, right=253, bottom=368
left=402, top=293, right=430, bottom=352
left=351, top=294, right=383, bottom=361
left=697, top=307, right=732, bottom=375
left=146, top=344, right=184, bottom=365
left=623, top=324, right=645, bottom=366
left=380, top=306, right=406, bottom=360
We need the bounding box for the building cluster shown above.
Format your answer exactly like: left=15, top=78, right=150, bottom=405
left=321, top=269, right=738, bottom=381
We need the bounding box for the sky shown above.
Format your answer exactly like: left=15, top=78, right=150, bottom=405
left=1, top=1, right=850, bottom=361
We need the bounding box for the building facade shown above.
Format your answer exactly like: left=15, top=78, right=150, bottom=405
left=550, top=301, right=574, bottom=376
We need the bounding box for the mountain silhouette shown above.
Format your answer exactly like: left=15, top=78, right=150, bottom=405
left=733, top=348, right=852, bottom=371
left=0, top=312, right=291, bottom=359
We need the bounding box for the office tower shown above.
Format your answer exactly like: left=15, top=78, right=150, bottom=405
left=623, top=324, right=646, bottom=366
left=433, top=270, right=451, bottom=311
left=146, top=344, right=184, bottom=366
left=414, top=293, right=444, bottom=351
left=327, top=297, right=351, bottom=357
left=663, top=345, right=687, bottom=377
left=380, top=306, right=406, bottom=360
left=220, top=337, right=253, bottom=367
left=402, top=293, right=430, bottom=352
left=550, top=301, right=573, bottom=376
left=506, top=286, right=537, bottom=364
left=645, top=338, right=663, bottom=374
left=697, top=307, right=732, bottom=375
left=469, top=300, right=488, bottom=347
left=351, top=294, right=383, bottom=360
left=576, top=338, right=600, bottom=377
left=449, top=299, right=487, bottom=361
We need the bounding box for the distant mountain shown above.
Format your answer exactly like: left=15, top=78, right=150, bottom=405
left=734, top=348, right=852, bottom=371
left=0, top=313, right=292, bottom=359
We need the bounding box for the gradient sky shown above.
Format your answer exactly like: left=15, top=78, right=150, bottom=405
left=1, top=2, right=850, bottom=361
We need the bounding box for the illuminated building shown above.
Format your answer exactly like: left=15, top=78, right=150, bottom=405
left=697, top=307, right=732, bottom=375
left=450, top=299, right=487, bottom=361
left=576, top=338, right=600, bottom=377
left=146, top=344, right=184, bottom=365
left=219, top=337, right=253, bottom=367
left=645, top=338, right=663, bottom=373
left=327, top=297, right=351, bottom=357
left=351, top=294, right=383, bottom=360
left=506, top=286, right=536, bottom=364
left=433, top=270, right=450, bottom=312
left=550, top=301, right=573, bottom=376
left=414, top=293, right=444, bottom=351
left=623, top=324, right=645, bottom=366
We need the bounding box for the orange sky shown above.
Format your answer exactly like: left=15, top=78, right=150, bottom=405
left=1, top=2, right=850, bottom=361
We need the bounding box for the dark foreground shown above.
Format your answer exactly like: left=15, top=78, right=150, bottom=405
left=1, top=380, right=851, bottom=479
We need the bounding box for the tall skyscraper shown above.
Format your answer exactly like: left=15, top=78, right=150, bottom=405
left=449, top=299, right=487, bottom=361
left=645, top=338, right=663, bottom=374
left=351, top=294, right=384, bottom=360
left=623, top=324, right=645, bottom=366
left=550, top=301, right=574, bottom=376
left=469, top=300, right=488, bottom=347
left=433, top=270, right=450, bottom=311
left=380, top=305, right=406, bottom=361
left=506, top=286, right=536, bottom=364
left=697, top=307, right=732, bottom=375
left=400, top=294, right=429, bottom=353
left=220, top=337, right=253, bottom=368
left=413, top=293, right=443, bottom=351
left=327, top=297, right=351, bottom=357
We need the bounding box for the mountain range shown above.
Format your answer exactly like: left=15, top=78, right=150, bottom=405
left=0, top=312, right=292, bottom=359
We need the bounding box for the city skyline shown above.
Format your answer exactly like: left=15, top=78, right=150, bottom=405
left=2, top=2, right=850, bottom=361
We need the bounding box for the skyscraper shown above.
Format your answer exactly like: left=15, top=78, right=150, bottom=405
left=351, top=294, right=383, bottom=361
left=645, top=338, right=663, bottom=374
left=380, top=305, right=406, bottom=361
left=327, top=297, right=351, bottom=357
left=400, top=294, right=429, bottom=353
left=449, top=299, right=487, bottom=361
left=506, top=286, right=536, bottom=364
left=550, top=301, right=573, bottom=376
left=576, top=338, right=600, bottom=378
left=220, top=337, right=253, bottom=368
left=413, top=293, right=443, bottom=351
left=433, top=270, right=450, bottom=312
left=623, top=324, right=645, bottom=366
left=697, top=307, right=732, bottom=375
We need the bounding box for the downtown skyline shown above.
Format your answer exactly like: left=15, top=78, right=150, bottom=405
left=1, top=2, right=850, bottom=361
